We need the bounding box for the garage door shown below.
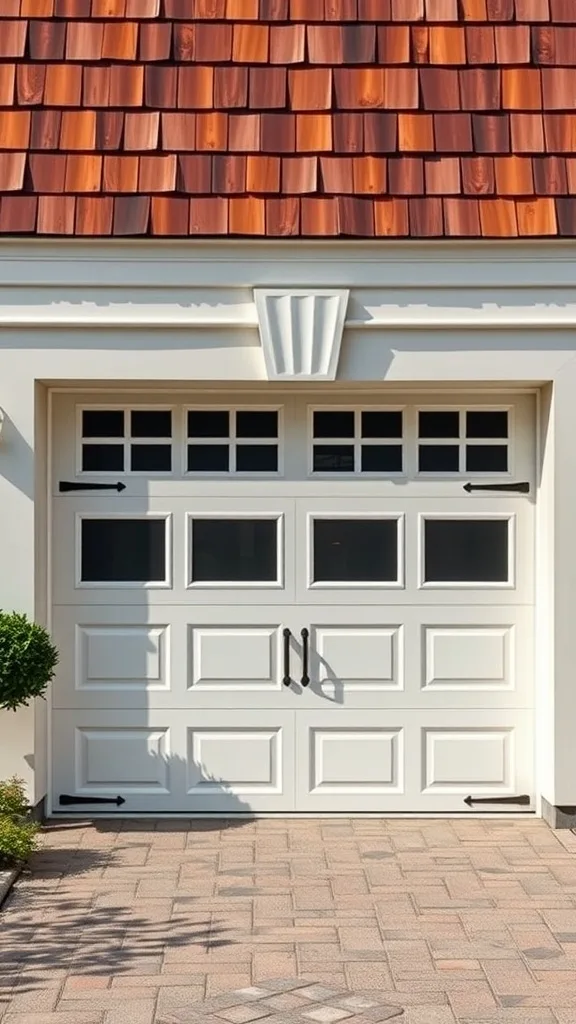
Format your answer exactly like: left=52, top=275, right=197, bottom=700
left=50, top=391, right=535, bottom=814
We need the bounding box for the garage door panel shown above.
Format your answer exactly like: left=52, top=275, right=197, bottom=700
left=53, top=497, right=296, bottom=606
left=298, top=607, right=532, bottom=710
left=52, top=711, right=295, bottom=814
left=52, top=606, right=297, bottom=710
left=296, top=711, right=533, bottom=813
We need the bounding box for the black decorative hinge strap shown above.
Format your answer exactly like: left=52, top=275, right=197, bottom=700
left=59, top=794, right=126, bottom=806
left=464, top=482, right=530, bottom=494
left=464, top=794, right=531, bottom=806
left=59, top=481, right=126, bottom=493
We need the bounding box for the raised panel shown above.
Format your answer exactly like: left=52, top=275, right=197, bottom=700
left=77, top=625, right=169, bottom=690
left=423, top=728, right=513, bottom=793
left=424, top=627, right=512, bottom=690
left=309, top=728, right=403, bottom=793
left=190, top=626, right=278, bottom=689
left=315, top=626, right=402, bottom=690
left=187, top=727, right=282, bottom=794
left=75, top=728, right=169, bottom=792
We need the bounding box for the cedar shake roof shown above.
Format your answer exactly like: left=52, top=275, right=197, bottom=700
left=0, top=1, right=576, bottom=238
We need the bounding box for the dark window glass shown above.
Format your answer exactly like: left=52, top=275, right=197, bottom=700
left=130, top=445, right=172, bottom=473
left=191, top=519, right=277, bottom=583
left=131, top=410, right=172, bottom=439
left=188, top=445, right=229, bottom=472
left=419, top=445, right=459, bottom=472
left=313, top=445, right=355, bottom=473
left=82, top=410, right=124, bottom=438
left=313, top=519, right=398, bottom=584
left=188, top=410, right=229, bottom=438
left=361, top=445, right=403, bottom=473
left=313, top=411, right=355, bottom=438
left=466, top=411, right=508, bottom=439
left=81, top=519, right=166, bottom=583
left=236, top=411, right=278, bottom=439
left=362, top=411, right=403, bottom=439
left=82, top=444, right=124, bottom=473
left=419, top=411, right=460, bottom=439
left=236, top=445, right=278, bottom=472
left=466, top=445, right=508, bottom=473
left=424, top=519, right=509, bottom=583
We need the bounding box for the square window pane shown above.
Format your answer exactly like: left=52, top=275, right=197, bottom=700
left=419, top=411, right=460, bottom=439
left=361, top=411, right=403, bottom=439
left=313, top=411, right=355, bottom=438
left=82, top=444, right=124, bottom=472
left=188, top=410, right=229, bottom=438
left=424, top=519, right=509, bottom=583
left=466, top=445, right=508, bottom=473
left=82, top=410, right=124, bottom=438
left=191, top=519, right=278, bottom=583
left=236, top=445, right=278, bottom=472
left=236, top=411, right=278, bottom=438
left=131, top=444, right=172, bottom=472
left=188, top=445, right=229, bottom=472
left=361, top=445, right=403, bottom=473
left=467, top=411, right=508, bottom=439
left=131, top=410, right=172, bottom=438
left=313, top=445, right=355, bottom=473
left=81, top=519, right=166, bottom=583
left=419, top=445, right=459, bottom=472
left=313, top=519, right=398, bottom=584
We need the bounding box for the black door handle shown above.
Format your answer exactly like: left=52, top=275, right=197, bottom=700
left=283, top=628, right=292, bottom=687
left=301, top=628, right=310, bottom=687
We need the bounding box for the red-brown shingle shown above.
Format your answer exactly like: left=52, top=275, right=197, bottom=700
left=0, top=3, right=575, bottom=237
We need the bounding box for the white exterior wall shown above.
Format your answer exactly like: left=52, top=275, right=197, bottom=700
left=1, top=239, right=576, bottom=812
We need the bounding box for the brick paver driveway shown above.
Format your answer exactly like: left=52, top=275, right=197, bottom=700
left=1, top=818, right=576, bottom=1024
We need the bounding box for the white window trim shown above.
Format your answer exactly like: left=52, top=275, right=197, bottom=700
left=306, top=512, right=405, bottom=591
left=185, top=511, right=285, bottom=591
left=308, top=404, right=407, bottom=479
left=417, top=512, right=516, bottom=591
left=415, top=404, right=514, bottom=479
left=76, top=403, right=175, bottom=478
left=75, top=512, right=173, bottom=590
left=184, top=404, right=284, bottom=478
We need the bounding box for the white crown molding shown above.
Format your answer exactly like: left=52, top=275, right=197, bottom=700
left=254, top=289, right=350, bottom=382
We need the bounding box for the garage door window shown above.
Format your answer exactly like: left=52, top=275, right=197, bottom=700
left=423, top=518, right=511, bottom=585
left=312, top=409, right=404, bottom=475
left=418, top=409, right=509, bottom=475
left=187, top=409, right=280, bottom=475
left=311, top=517, right=401, bottom=586
left=189, top=517, right=281, bottom=586
left=79, top=517, right=169, bottom=585
left=80, top=408, right=172, bottom=475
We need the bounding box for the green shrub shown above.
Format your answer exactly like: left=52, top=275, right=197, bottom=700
left=0, top=778, right=39, bottom=868
left=0, top=611, right=58, bottom=712
left=0, top=816, right=39, bottom=867
left=0, top=776, right=29, bottom=818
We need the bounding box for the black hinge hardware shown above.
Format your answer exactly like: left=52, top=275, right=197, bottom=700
left=59, top=481, right=126, bottom=493
left=464, top=482, right=530, bottom=494
left=464, top=794, right=531, bottom=807
left=59, top=794, right=126, bottom=807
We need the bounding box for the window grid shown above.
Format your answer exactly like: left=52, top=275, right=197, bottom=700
left=78, top=407, right=173, bottom=477
left=186, top=407, right=281, bottom=477
left=417, top=408, right=511, bottom=476
left=310, top=407, right=405, bottom=477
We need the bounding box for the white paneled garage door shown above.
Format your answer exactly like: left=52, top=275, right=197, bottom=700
left=50, top=391, right=535, bottom=814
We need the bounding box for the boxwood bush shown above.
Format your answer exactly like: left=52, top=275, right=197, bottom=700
left=0, top=611, right=58, bottom=712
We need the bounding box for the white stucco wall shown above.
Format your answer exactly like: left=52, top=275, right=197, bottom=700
left=1, top=239, right=576, bottom=812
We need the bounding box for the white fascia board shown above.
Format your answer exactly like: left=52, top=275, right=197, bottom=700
left=0, top=241, right=576, bottom=329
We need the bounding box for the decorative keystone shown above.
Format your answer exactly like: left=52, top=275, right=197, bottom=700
left=254, top=289, right=350, bottom=382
